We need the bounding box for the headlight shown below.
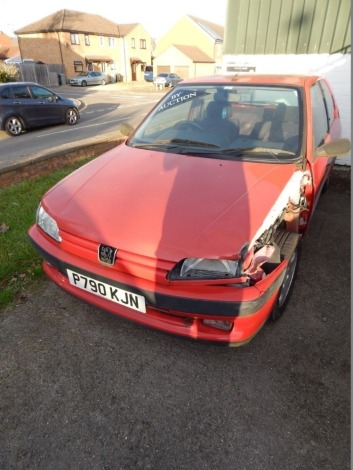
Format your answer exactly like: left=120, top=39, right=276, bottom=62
left=36, top=204, right=61, bottom=242
left=168, top=258, right=241, bottom=280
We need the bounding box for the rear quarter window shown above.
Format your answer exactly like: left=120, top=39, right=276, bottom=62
left=310, top=83, right=329, bottom=147
left=319, top=80, right=335, bottom=128
left=0, top=87, right=11, bottom=99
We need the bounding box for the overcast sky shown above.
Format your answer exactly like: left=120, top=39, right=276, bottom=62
left=0, top=0, right=228, bottom=38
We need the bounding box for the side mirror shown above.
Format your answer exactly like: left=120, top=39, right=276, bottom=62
left=315, top=138, right=351, bottom=158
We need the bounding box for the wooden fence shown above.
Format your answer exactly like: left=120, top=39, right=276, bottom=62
left=15, top=63, right=65, bottom=86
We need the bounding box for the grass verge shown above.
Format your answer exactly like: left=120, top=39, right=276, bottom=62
left=0, top=158, right=93, bottom=309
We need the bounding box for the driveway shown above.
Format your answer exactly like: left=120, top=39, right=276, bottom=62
left=0, top=173, right=350, bottom=469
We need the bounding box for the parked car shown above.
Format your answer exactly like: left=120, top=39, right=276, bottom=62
left=153, top=72, right=183, bottom=87
left=0, top=82, right=80, bottom=136
left=69, top=71, right=107, bottom=87
left=29, top=74, right=350, bottom=346
left=144, top=66, right=153, bottom=82
left=144, top=71, right=154, bottom=82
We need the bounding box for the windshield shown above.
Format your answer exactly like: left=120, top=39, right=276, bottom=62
left=128, top=84, right=303, bottom=162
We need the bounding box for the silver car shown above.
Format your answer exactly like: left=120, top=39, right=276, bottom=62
left=153, top=73, right=183, bottom=88
left=69, top=71, right=107, bottom=87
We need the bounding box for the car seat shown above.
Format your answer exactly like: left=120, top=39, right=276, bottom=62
left=202, top=101, right=239, bottom=144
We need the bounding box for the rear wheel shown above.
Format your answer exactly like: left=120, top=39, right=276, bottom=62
left=101, top=79, right=106, bottom=85
left=65, top=108, right=79, bottom=125
left=268, top=230, right=301, bottom=322
left=5, top=116, right=23, bottom=136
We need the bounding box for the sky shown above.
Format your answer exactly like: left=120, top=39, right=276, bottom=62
left=0, top=0, right=228, bottom=38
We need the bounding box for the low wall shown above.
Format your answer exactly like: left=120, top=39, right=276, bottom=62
left=0, top=138, right=124, bottom=188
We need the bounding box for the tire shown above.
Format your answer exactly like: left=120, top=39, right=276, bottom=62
left=101, top=79, right=106, bottom=85
left=268, top=230, right=301, bottom=322
left=5, top=116, right=23, bottom=136
left=65, top=108, right=79, bottom=126
left=81, top=80, right=87, bottom=87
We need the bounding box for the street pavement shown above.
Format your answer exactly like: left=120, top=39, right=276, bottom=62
left=0, top=80, right=351, bottom=469
left=0, top=80, right=167, bottom=176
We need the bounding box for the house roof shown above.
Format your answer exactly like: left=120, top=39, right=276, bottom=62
left=15, top=9, right=131, bottom=37
left=173, top=45, right=215, bottom=63
left=188, top=15, right=224, bottom=41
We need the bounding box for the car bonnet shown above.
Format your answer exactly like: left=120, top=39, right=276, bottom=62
left=42, top=144, right=296, bottom=261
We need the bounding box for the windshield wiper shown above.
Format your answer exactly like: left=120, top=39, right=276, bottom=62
left=130, top=139, right=220, bottom=151
left=169, top=138, right=219, bottom=148
left=222, top=147, right=296, bottom=159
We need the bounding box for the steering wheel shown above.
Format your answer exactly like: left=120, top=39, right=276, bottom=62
left=173, top=121, right=204, bottom=132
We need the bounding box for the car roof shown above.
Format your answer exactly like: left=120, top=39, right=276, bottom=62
left=180, top=74, right=323, bottom=87
left=0, top=81, right=42, bottom=87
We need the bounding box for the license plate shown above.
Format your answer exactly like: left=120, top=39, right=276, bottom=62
left=67, top=269, right=146, bottom=313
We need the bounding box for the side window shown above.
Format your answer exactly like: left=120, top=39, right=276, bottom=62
left=0, top=87, right=11, bottom=99
left=30, top=86, right=54, bottom=101
left=13, top=86, right=31, bottom=99
left=310, top=83, right=329, bottom=147
left=319, top=80, right=335, bottom=128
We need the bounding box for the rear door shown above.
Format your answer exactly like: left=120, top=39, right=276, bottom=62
left=90, top=72, right=101, bottom=84
left=10, top=84, right=39, bottom=127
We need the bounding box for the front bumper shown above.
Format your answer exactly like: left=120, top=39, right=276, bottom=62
left=29, top=225, right=287, bottom=345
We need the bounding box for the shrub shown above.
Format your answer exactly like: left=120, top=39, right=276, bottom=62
left=0, top=61, right=19, bottom=82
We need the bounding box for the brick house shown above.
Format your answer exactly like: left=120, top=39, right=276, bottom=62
left=0, top=32, right=20, bottom=61
left=153, top=15, right=224, bottom=78
left=15, top=9, right=154, bottom=83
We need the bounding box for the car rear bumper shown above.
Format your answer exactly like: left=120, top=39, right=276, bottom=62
left=29, top=225, right=287, bottom=345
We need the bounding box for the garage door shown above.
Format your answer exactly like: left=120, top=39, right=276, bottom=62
left=174, top=66, right=189, bottom=79
left=156, top=66, right=170, bottom=74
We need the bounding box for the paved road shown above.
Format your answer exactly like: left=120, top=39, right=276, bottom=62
left=0, top=81, right=166, bottom=173
left=0, top=178, right=350, bottom=469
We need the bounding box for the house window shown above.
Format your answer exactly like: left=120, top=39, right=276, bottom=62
left=74, top=61, right=83, bottom=72
left=109, top=37, right=115, bottom=47
left=70, top=33, right=80, bottom=45
left=140, top=39, right=146, bottom=49
left=85, top=35, right=90, bottom=46
left=131, top=38, right=135, bottom=48
left=99, top=36, right=104, bottom=46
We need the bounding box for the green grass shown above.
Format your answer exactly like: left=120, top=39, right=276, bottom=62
left=0, top=158, right=93, bottom=309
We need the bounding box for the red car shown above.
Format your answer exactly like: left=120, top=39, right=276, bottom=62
left=29, top=74, right=350, bottom=346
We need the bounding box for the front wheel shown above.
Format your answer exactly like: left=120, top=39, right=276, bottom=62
left=81, top=80, right=87, bottom=87
left=65, top=108, right=79, bottom=125
left=268, top=230, right=301, bottom=322
left=5, top=116, right=23, bottom=136
left=101, top=79, right=106, bottom=85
